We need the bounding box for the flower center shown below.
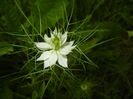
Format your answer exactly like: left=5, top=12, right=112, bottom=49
left=52, top=35, right=61, bottom=50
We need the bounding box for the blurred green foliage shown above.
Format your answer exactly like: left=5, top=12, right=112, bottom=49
left=0, top=0, right=133, bottom=99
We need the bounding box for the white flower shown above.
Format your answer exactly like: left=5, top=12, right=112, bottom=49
left=35, top=28, right=76, bottom=69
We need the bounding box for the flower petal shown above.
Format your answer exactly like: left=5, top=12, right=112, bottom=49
left=37, top=50, right=52, bottom=61
left=53, top=27, right=58, bottom=34
left=58, top=54, right=68, bottom=68
left=35, top=42, right=52, bottom=50
left=67, top=41, right=74, bottom=46
left=61, top=31, right=67, bottom=45
left=59, top=41, right=75, bottom=55
left=44, top=51, right=57, bottom=68
left=44, top=34, right=51, bottom=43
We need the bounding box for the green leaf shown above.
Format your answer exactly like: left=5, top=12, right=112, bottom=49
left=33, top=0, right=69, bottom=31
left=0, top=87, right=13, bottom=99
left=0, top=42, right=13, bottom=56
left=93, top=22, right=126, bottom=40
left=0, top=0, right=23, bottom=32
left=128, top=30, right=133, bottom=37
left=32, top=90, right=38, bottom=99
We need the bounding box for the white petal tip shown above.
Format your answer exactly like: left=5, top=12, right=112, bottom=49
left=34, top=42, right=38, bottom=46
left=62, top=65, right=68, bottom=68
left=36, top=58, right=42, bottom=61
